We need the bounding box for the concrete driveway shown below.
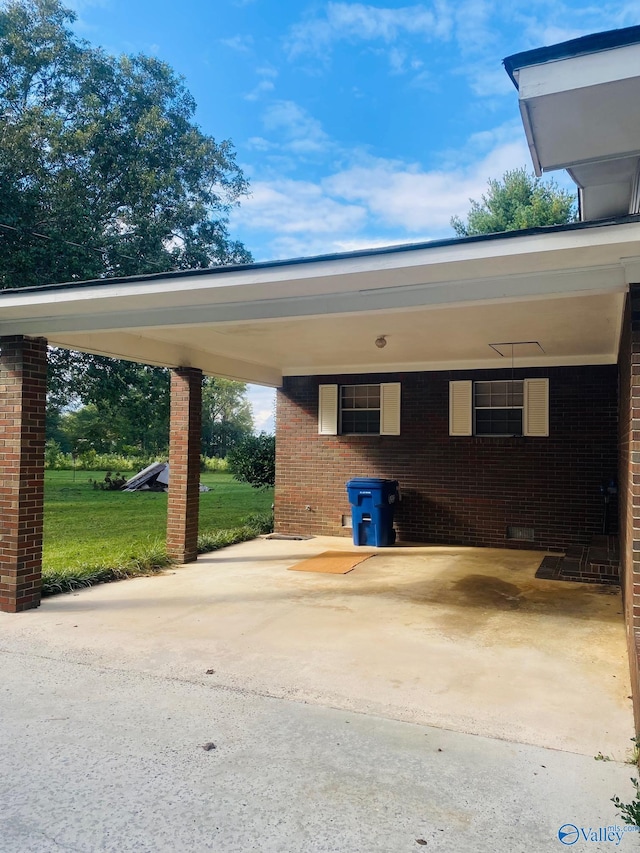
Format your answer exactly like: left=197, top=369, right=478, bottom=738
left=1, top=536, right=633, bottom=757
left=1, top=536, right=638, bottom=852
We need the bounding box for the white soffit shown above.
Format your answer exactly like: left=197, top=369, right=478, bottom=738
left=52, top=291, right=625, bottom=379
left=513, top=41, right=640, bottom=220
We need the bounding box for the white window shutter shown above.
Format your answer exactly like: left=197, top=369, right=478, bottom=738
left=318, top=384, right=338, bottom=435
left=523, top=378, right=549, bottom=437
left=380, top=382, right=401, bottom=435
left=449, top=381, right=472, bottom=436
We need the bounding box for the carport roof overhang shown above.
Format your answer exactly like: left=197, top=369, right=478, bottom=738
left=2, top=217, right=640, bottom=387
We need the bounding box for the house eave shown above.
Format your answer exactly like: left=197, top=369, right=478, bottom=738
left=1, top=219, right=639, bottom=386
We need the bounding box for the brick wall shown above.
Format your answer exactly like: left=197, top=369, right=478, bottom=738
left=619, top=290, right=640, bottom=732
left=167, top=367, right=202, bottom=564
left=0, top=336, right=47, bottom=613
left=275, top=365, right=617, bottom=552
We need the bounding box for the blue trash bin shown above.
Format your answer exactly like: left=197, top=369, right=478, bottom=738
left=346, top=478, right=399, bottom=547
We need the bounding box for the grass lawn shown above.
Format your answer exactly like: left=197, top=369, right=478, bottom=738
left=44, top=469, right=274, bottom=573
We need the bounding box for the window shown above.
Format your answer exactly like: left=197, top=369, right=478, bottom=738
left=340, top=384, right=380, bottom=434
left=318, top=383, right=401, bottom=436
left=474, top=380, right=523, bottom=436
left=449, top=378, right=548, bottom=437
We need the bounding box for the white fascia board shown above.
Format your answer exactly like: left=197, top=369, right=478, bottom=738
left=517, top=43, right=640, bottom=99
left=0, top=265, right=628, bottom=338
left=519, top=100, right=543, bottom=177
left=284, top=353, right=618, bottom=376
left=1, top=223, right=639, bottom=337
left=49, top=332, right=282, bottom=386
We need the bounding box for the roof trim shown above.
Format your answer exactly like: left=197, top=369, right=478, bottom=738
left=3, top=214, right=640, bottom=297
left=503, top=24, right=640, bottom=89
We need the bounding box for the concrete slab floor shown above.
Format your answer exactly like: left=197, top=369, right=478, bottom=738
left=0, top=536, right=633, bottom=760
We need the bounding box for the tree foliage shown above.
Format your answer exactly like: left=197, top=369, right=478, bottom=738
left=46, top=355, right=255, bottom=458
left=227, top=434, right=275, bottom=489
left=0, top=0, right=254, bottom=448
left=201, top=378, right=254, bottom=458
left=450, top=168, right=578, bottom=237
left=47, top=350, right=170, bottom=454
left=0, top=0, right=252, bottom=288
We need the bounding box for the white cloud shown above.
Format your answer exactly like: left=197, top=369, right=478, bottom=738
left=519, top=1, right=640, bottom=48
left=452, top=0, right=497, bottom=55
left=466, top=65, right=515, bottom=97
left=283, top=0, right=640, bottom=100
left=324, top=139, right=529, bottom=231
left=235, top=179, right=367, bottom=239
left=286, top=2, right=453, bottom=59
left=261, top=100, right=334, bottom=156
left=244, top=80, right=275, bottom=101
left=246, top=385, right=276, bottom=434
left=246, top=136, right=273, bottom=151
left=332, top=236, right=423, bottom=252
left=256, top=65, right=278, bottom=79
left=221, top=34, right=254, bottom=53
left=233, top=123, right=535, bottom=260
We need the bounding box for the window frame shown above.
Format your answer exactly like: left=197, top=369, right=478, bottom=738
left=317, top=382, right=401, bottom=436
left=449, top=378, right=549, bottom=438
left=473, top=379, right=525, bottom=437
left=339, top=383, right=381, bottom=436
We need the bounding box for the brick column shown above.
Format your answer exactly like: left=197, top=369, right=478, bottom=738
left=620, top=286, right=640, bottom=732
left=0, top=336, right=47, bottom=613
left=167, top=367, right=202, bottom=563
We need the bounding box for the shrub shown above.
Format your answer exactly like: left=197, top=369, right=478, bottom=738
left=45, top=440, right=65, bottom=469
left=44, top=450, right=160, bottom=471
left=227, top=434, right=275, bottom=489
left=200, top=455, right=229, bottom=472
left=241, top=511, right=274, bottom=534
left=612, top=777, right=640, bottom=828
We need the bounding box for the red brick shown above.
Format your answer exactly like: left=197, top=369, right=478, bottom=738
left=166, top=368, right=202, bottom=563
left=0, top=336, right=46, bottom=613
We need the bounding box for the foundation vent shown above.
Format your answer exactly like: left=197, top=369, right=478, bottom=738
left=506, top=526, right=535, bottom=541
left=341, top=514, right=352, bottom=528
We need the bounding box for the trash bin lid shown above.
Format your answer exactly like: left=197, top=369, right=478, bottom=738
left=346, top=477, right=398, bottom=489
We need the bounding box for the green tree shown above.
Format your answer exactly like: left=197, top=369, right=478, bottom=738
left=0, top=0, right=251, bottom=287
left=0, top=0, right=253, bottom=444
left=55, top=404, right=123, bottom=454
left=450, top=168, right=577, bottom=237
left=228, top=434, right=275, bottom=489
left=201, top=378, right=254, bottom=458
left=46, top=349, right=170, bottom=454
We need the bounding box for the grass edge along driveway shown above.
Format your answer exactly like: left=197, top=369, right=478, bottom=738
left=42, top=469, right=273, bottom=595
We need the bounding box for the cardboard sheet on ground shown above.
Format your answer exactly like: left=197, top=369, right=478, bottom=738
left=288, top=551, right=374, bottom=574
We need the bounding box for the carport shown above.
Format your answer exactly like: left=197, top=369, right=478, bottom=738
left=4, top=24, right=640, bottom=757
left=1, top=533, right=632, bottom=757
left=1, top=219, right=639, bottom=609
left=2, top=219, right=640, bottom=734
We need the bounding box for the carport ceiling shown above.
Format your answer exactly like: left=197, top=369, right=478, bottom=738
left=57, top=291, right=624, bottom=378
left=1, top=219, right=639, bottom=385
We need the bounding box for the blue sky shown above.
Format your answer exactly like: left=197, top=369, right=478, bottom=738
left=67, top=0, right=639, bottom=430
